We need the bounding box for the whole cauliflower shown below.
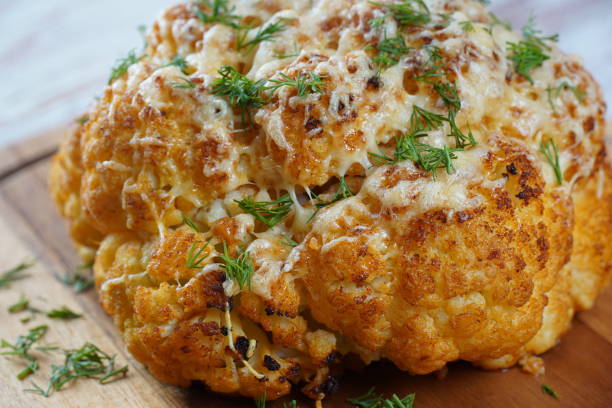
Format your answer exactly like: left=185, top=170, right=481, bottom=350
left=50, top=0, right=611, bottom=401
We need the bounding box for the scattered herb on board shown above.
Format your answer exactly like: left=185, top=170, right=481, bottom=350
left=0, top=260, right=34, bottom=290
left=540, top=139, right=563, bottom=184
left=347, top=387, right=416, bottom=408
left=235, top=194, right=293, bottom=228
left=26, top=343, right=128, bottom=397
left=541, top=384, right=559, bottom=399
left=0, top=325, right=49, bottom=380
left=220, top=243, right=255, bottom=291
left=46, top=306, right=82, bottom=320
left=58, top=263, right=94, bottom=293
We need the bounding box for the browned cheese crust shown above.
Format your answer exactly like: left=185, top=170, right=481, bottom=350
left=49, top=0, right=611, bottom=401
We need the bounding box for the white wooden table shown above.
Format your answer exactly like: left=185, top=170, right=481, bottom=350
left=0, top=0, right=610, bottom=147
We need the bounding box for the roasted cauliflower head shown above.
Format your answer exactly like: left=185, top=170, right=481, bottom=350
left=50, top=0, right=611, bottom=401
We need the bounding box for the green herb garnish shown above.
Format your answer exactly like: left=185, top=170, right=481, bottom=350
left=0, top=260, right=34, bottom=290
left=507, top=18, right=557, bottom=84
left=195, top=0, right=241, bottom=28
left=58, top=263, right=94, bottom=294
left=266, top=72, right=326, bottom=97
left=315, top=177, right=354, bottom=210
left=211, top=65, right=267, bottom=124
left=181, top=212, right=201, bottom=232
left=369, top=0, right=431, bottom=28
left=236, top=194, right=293, bottom=228
left=171, top=77, right=197, bottom=89
left=108, top=50, right=141, bottom=84
left=541, top=384, right=559, bottom=399
left=540, top=139, right=563, bottom=185
left=220, top=243, right=255, bottom=291
left=237, top=19, right=289, bottom=55
left=163, top=55, right=189, bottom=74
left=370, top=35, right=411, bottom=71
left=26, top=343, right=128, bottom=397
left=459, top=20, right=474, bottom=32
left=546, top=81, right=586, bottom=112
left=283, top=401, right=300, bottom=408
left=75, top=115, right=90, bottom=126
left=46, top=307, right=82, bottom=320
left=1, top=325, right=48, bottom=380
left=281, top=235, right=299, bottom=248
left=347, top=387, right=416, bottom=408
left=186, top=240, right=211, bottom=269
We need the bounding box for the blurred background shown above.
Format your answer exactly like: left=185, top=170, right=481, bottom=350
left=0, top=0, right=610, bottom=147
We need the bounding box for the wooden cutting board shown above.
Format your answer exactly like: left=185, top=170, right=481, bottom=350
left=0, top=128, right=610, bottom=408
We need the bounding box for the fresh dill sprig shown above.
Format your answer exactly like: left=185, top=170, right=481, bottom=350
left=235, top=194, right=293, bottom=228
left=237, top=19, right=289, bottom=55
left=75, top=115, right=90, bottom=126
left=1, top=325, right=48, bottom=380
left=541, top=384, right=559, bottom=399
left=489, top=12, right=512, bottom=31
left=171, top=77, right=197, bottom=89
left=8, top=295, right=31, bottom=313
left=347, top=387, right=416, bottom=408
left=211, top=65, right=267, bottom=124
left=0, top=260, right=34, bottom=290
left=181, top=212, right=200, bottom=232
left=540, top=139, right=563, bottom=185
left=47, top=307, right=82, bottom=320
left=459, top=20, right=474, bottom=32
left=255, top=390, right=267, bottom=408
left=507, top=40, right=549, bottom=85
left=281, top=235, right=299, bottom=248
left=546, top=81, right=586, bottom=112
left=186, top=240, right=211, bottom=269
left=370, top=35, right=411, bottom=70
left=26, top=343, right=128, bottom=397
left=410, top=105, right=447, bottom=132
left=108, top=50, right=141, bottom=84
left=163, top=55, right=189, bottom=74
left=522, top=15, right=559, bottom=50
left=274, top=43, right=300, bottom=59
left=369, top=0, right=431, bottom=28
left=315, top=177, right=354, bottom=209
left=369, top=132, right=459, bottom=177
left=507, top=18, right=557, bottom=85
left=265, top=72, right=326, bottom=97
left=220, top=243, right=255, bottom=291
left=195, top=0, right=241, bottom=28
left=282, top=401, right=300, bottom=408
left=57, top=263, right=94, bottom=294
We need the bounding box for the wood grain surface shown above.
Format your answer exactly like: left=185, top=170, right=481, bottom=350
left=0, top=128, right=610, bottom=408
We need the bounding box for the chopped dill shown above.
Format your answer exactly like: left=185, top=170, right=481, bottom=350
left=315, top=177, right=355, bottom=210
left=369, top=0, right=431, bottom=28
left=507, top=17, right=557, bottom=84
left=235, top=194, right=293, bottom=228
left=546, top=81, right=586, bottom=112
left=347, top=387, right=416, bottom=408
left=171, top=77, right=197, bottom=89
left=195, top=0, right=241, bottom=28
left=540, top=139, right=563, bottom=185
left=220, top=243, right=255, bottom=291
left=75, top=115, right=90, bottom=126
left=0, top=260, right=34, bottom=290
left=460, top=20, right=474, bottom=32
left=541, top=384, right=559, bottom=399
left=237, top=19, right=289, bottom=55
left=1, top=325, right=48, bottom=380
left=57, top=263, right=94, bottom=294
left=26, top=342, right=128, bottom=397
left=108, top=50, right=141, bottom=84
left=274, top=43, right=300, bottom=59
left=281, top=235, right=299, bottom=248
left=211, top=65, right=267, bottom=124
left=265, top=72, right=326, bottom=97
left=370, top=35, right=411, bottom=71
left=181, top=212, right=201, bottom=232
left=185, top=240, right=211, bottom=269
left=46, top=306, right=82, bottom=320
left=163, top=55, right=189, bottom=74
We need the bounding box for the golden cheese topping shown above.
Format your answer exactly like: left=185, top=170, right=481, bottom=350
left=49, top=0, right=610, bottom=402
